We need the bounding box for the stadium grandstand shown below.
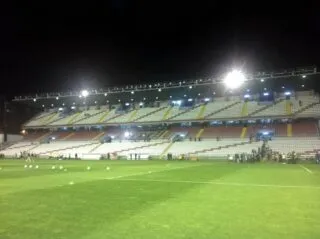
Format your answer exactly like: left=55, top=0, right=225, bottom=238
left=1, top=66, right=320, bottom=160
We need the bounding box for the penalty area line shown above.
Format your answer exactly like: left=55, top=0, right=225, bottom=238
left=299, top=165, right=313, bottom=174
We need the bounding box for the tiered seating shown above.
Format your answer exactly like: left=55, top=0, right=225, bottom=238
left=25, top=111, right=62, bottom=126
left=267, top=137, right=319, bottom=154
left=49, top=108, right=103, bottom=126
left=253, top=101, right=286, bottom=117
left=170, top=104, right=203, bottom=120
left=296, top=103, right=320, bottom=117
left=204, top=101, right=240, bottom=119
left=75, top=109, right=117, bottom=124
left=29, top=141, right=93, bottom=155
left=245, top=101, right=266, bottom=115
left=168, top=139, right=248, bottom=156
left=91, top=140, right=167, bottom=154
left=0, top=142, right=37, bottom=156
left=197, top=141, right=262, bottom=157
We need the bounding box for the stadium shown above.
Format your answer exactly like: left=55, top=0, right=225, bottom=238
left=1, top=67, right=320, bottom=238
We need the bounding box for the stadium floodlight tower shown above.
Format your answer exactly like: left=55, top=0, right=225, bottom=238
left=223, top=69, right=246, bottom=89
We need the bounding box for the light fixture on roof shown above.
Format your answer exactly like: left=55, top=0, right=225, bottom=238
left=198, top=93, right=201, bottom=96
left=51, top=104, right=54, bottom=107
left=263, top=92, right=269, bottom=96
left=213, top=92, right=216, bottom=95
left=56, top=97, right=59, bottom=100
left=204, top=98, right=210, bottom=102
left=81, top=90, right=89, bottom=98
left=189, top=85, right=192, bottom=89
left=42, top=104, right=45, bottom=107
left=301, top=84, right=305, bottom=87
left=260, top=79, right=264, bottom=82
left=143, top=97, right=146, bottom=101
left=188, top=98, right=193, bottom=102
left=125, top=103, right=130, bottom=106
left=284, top=91, right=291, bottom=96
left=118, top=99, right=121, bottom=102
left=184, top=94, right=187, bottom=97
left=95, top=101, right=97, bottom=104
left=156, top=97, right=158, bottom=100
left=281, top=86, right=285, bottom=89
left=71, top=106, right=76, bottom=110
left=73, top=102, right=75, bottom=105
left=139, top=102, right=143, bottom=106
left=223, top=69, right=246, bottom=89
left=131, top=91, right=134, bottom=94
left=33, top=98, right=37, bottom=102
left=158, top=88, right=162, bottom=92
left=302, top=75, right=306, bottom=78
left=264, top=88, right=267, bottom=91
left=244, top=94, right=250, bottom=98
left=131, top=98, right=134, bottom=101
left=104, top=93, right=107, bottom=96
left=62, top=103, right=65, bottom=106
left=170, top=96, right=172, bottom=98
left=149, top=85, right=152, bottom=88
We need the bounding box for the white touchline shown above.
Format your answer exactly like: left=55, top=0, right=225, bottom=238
left=109, top=178, right=320, bottom=190
left=105, top=164, right=203, bottom=180
left=299, top=165, right=313, bottom=174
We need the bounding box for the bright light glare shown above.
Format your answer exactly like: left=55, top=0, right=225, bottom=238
left=223, top=70, right=246, bottom=89
left=124, top=131, right=131, bottom=138
left=244, top=94, right=250, bottom=98
left=284, top=91, right=291, bottom=96
left=81, top=90, right=89, bottom=97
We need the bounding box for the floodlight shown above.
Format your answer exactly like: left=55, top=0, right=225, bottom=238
left=131, top=91, right=134, bottom=94
left=158, top=88, right=162, bottom=92
left=223, top=70, right=246, bottom=89
left=198, top=93, right=201, bottom=96
left=71, top=106, right=76, bottom=110
left=81, top=90, right=89, bottom=97
left=42, top=105, right=45, bottom=107
left=104, top=93, right=107, bottom=96
left=21, top=130, right=26, bottom=134
left=263, top=92, right=269, bottom=96
left=301, top=84, right=305, bottom=88
left=188, top=98, right=193, bottom=102
left=204, top=98, right=210, bottom=102
left=244, top=94, right=250, bottom=98
left=124, top=131, right=131, bottom=138
left=33, top=98, right=37, bottom=102
left=260, top=79, right=264, bottom=82
left=189, top=86, right=192, bottom=89
left=262, top=132, right=269, bottom=135
left=284, top=91, right=291, bottom=96
left=58, top=107, right=63, bottom=111
left=56, top=97, right=59, bottom=100
left=139, top=102, right=143, bottom=106
left=125, top=103, right=130, bottom=106
left=302, top=75, right=306, bottom=78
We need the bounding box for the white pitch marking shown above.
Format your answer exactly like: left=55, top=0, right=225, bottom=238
left=299, top=165, right=313, bottom=174
left=109, top=178, right=320, bottom=190
left=105, top=164, right=202, bottom=180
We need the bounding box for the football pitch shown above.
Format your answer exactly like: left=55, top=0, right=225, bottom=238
left=0, top=159, right=320, bottom=239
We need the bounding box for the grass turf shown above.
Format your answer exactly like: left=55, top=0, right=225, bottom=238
left=0, top=159, right=320, bottom=239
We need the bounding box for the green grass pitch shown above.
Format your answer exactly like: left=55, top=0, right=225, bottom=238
left=0, top=159, right=320, bottom=239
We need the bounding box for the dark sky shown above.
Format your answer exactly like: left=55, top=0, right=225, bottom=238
left=1, top=1, right=320, bottom=96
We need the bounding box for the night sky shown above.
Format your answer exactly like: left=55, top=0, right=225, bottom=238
left=1, top=1, right=320, bottom=96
